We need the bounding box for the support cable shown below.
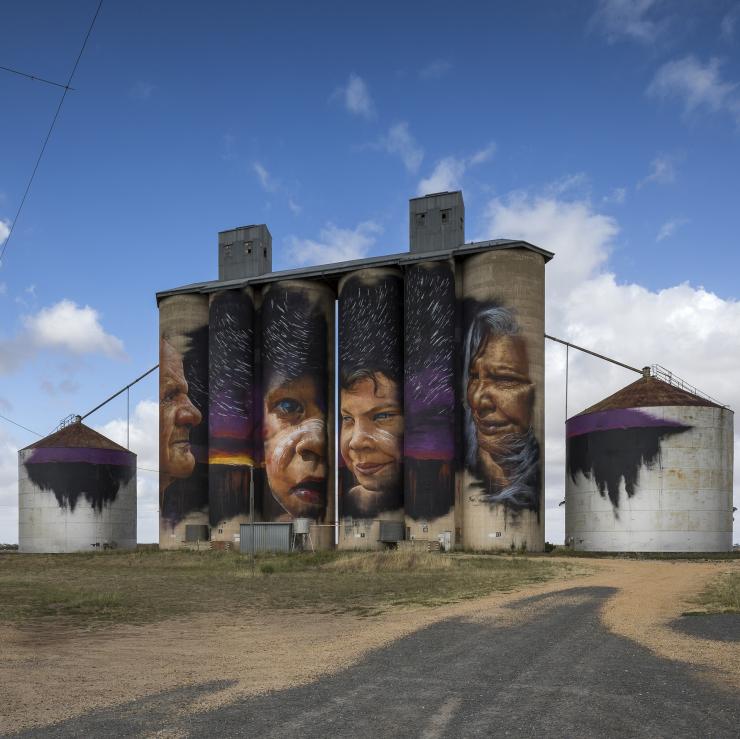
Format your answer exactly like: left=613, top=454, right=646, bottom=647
left=0, top=64, right=74, bottom=90
left=80, top=364, right=158, bottom=421
left=544, top=334, right=642, bottom=375
left=0, top=0, right=104, bottom=265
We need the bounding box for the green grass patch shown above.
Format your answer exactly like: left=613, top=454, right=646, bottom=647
left=686, top=571, right=740, bottom=615
left=0, top=549, right=584, bottom=630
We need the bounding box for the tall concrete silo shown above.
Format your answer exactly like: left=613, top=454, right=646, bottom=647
left=159, top=293, right=209, bottom=549
left=338, top=267, right=405, bottom=549
left=19, top=420, right=137, bottom=553
left=261, top=280, right=335, bottom=550
left=404, top=260, right=457, bottom=548
left=565, top=372, right=734, bottom=552
left=208, top=287, right=256, bottom=546
left=460, top=248, right=546, bottom=552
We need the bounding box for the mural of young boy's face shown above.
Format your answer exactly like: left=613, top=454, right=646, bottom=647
left=340, top=372, right=403, bottom=512
left=263, top=375, right=327, bottom=519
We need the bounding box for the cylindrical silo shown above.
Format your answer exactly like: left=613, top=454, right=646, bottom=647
left=404, top=260, right=457, bottom=549
left=208, top=288, right=256, bottom=546
left=19, top=421, right=136, bottom=553
left=260, top=280, right=335, bottom=550
left=338, top=268, right=404, bottom=550
left=159, top=293, right=209, bottom=549
left=565, top=373, right=734, bottom=552
left=460, top=248, right=545, bottom=552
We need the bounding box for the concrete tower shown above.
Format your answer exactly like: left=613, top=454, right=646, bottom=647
left=218, top=224, right=272, bottom=280
left=409, top=191, right=465, bottom=253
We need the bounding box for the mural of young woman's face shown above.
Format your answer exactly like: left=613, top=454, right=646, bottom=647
left=340, top=373, right=403, bottom=505
left=263, top=375, right=327, bottom=519
left=160, top=339, right=202, bottom=485
left=467, top=334, right=534, bottom=457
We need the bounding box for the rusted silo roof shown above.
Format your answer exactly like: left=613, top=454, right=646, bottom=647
left=575, top=376, right=723, bottom=417
left=21, top=421, right=128, bottom=451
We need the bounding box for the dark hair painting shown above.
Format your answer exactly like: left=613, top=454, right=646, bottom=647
left=208, top=290, right=255, bottom=527
left=404, top=262, right=456, bottom=521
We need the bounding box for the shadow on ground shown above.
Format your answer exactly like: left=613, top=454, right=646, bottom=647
left=12, top=587, right=740, bottom=738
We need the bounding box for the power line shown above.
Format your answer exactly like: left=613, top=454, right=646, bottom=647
left=0, top=64, right=75, bottom=91
left=0, top=0, right=104, bottom=266
left=0, top=413, right=42, bottom=437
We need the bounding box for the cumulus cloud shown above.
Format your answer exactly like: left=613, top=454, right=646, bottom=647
left=588, top=0, right=665, bottom=43
left=638, top=155, right=677, bottom=188
left=0, top=300, right=125, bottom=375
left=288, top=221, right=382, bottom=266
left=721, top=5, right=739, bottom=41
left=288, top=198, right=302, bottom=215
left=0, top=282, right=6, bottom=296
left=23, top=300, right=124, bottom=357
left=647, top=55, right=740, bottom=123
left=603, top=186, right=627, bottom=204
left=419, top=59, right=452, bottom=79
left=656, top=217, right=688, bottom=242
left=335, top=74, right=375, bottom=118
left=417, top=143, right=495, bottom=196
left=0, top=425, right=21, bottom=543
left=375, top=122, right=424, bottom=173
left=253, top=162, right=278, bottom=192
left=95, top=399, right=160, bottom=543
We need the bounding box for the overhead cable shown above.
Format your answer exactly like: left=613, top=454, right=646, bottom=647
left=0, top=0, right=104, bottom=265
left=0, top=64, right=74, bottom=90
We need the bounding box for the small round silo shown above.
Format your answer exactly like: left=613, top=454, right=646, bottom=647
left=19, top=421, right=137, bottom=553
left=565, top=373, right=734, bottom=552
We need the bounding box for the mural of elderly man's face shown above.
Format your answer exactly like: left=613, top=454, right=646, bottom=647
left=340, top=372, right=403, bottom=513
left=467, top=334, right=534, bottom=462
left=263, top=375, right=327, bottom=519
left=160, top=339, right=202, bottom=486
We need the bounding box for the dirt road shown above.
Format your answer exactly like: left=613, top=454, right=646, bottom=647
left=2, top=557, right=738, bottom=736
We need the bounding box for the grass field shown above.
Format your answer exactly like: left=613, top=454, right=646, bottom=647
left=690, top=571, right=740, bottom=614
left=0, top=549, right=582, bottom=628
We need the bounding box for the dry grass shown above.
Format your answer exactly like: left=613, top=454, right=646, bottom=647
left=689, top=571, right=740, bottom=614
left=0, top=549, right=582, bottom=627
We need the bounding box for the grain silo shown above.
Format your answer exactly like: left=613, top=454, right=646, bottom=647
left=565, top=370, right=734, bottom=552
left=18, top=420, right=137, bottom=553
left=460, top=247, right=546, bottom=552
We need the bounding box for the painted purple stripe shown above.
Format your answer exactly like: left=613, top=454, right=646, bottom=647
left=566, top=408, right=686, bottom=438
left=26, top=447, right=135, bottom=466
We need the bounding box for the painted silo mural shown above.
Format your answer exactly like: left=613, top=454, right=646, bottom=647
left=208, top=288, right=255, bottom=543
left=404, top=261, right=456, bottom=546
left=159, top=293, right=210, bottom=548
left=566, top=376, right=734, bottom=552
left=261, top=281, right=335, bottom=549
left=461, top=249, right=545, bottom=551
left=19, top=422, right=137, bottom=553
left=338, top=268, right=404, bottom=548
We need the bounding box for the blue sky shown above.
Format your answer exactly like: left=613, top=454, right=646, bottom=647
left=2, top=0, right=739, bottom=544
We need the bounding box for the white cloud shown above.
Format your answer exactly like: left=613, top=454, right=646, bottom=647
left=480, top=189, right=740, bottom=544
left=376, top=122, right=424, bottom=173
left=253, top=162, right=278, bottom=193
left=638, top=155, right=676, bottom=188
left=336, top=74, right=375, bottom=118
left=603, top=186, right=627, bottom=204
left=95, top=399, right=160, bottom=543
left=721, top=5, right=738, bottom=41
left=0, top=425, right=21, bottom=544
left=545, top=172, right=590, bottom=197
left=0, top=282, right=6, bottom=296
left=656, top=217, right=688, bottom=242
left=417, top=143, right=495, bottom=196
left=40, top=378, right=80, bottom=397
left=0, top=219, right=9, bottom=246
left=288, top=198, right=302, bottom=215
left=588, top=0, right=665, bottom=43
left=647, top=55, right=740, bottom=123
left=419, top=59, right=452, bottom=79
left=288, top=221, right=382, bottom=267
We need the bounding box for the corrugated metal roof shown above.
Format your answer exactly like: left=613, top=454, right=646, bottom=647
left=574, top=376, right=724, bottom=417
left=155, top=239, right=553, bottom=304
left=22, top=421, right=129, bottom=451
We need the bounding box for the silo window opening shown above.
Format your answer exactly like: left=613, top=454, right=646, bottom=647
left=416, top=213, right=425, bottom=226
left=441, top=210, right=450, bottom=223
left=263, top=247, right=267, bottom=258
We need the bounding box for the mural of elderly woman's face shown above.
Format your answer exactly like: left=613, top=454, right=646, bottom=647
left=467, top=334, right=534, bottom=460
left=263, top=375, right=327, bottom=519
left=340, top=373, right=403, bottom=513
